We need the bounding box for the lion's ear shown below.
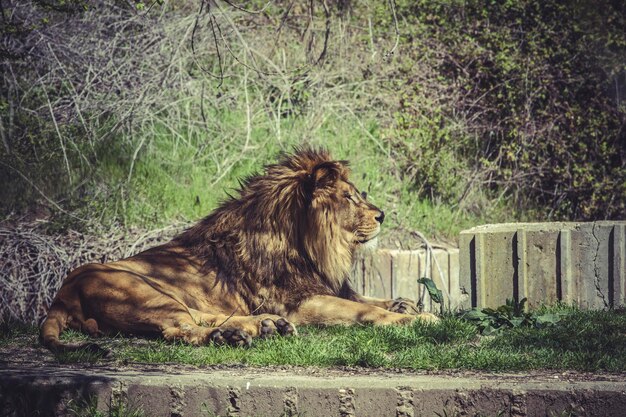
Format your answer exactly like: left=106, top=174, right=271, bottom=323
left=311, top=161, right=341, bottom=190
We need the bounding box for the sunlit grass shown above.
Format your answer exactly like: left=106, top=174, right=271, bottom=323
left=87, top=104, right=491, bottom=241
left=7, top=307, right=625, bottom=372
left=40, top=12, right=506, bottom=242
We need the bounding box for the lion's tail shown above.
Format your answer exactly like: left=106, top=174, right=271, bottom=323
left=39, top=302, right=70, bottom=352
left=39, top=303, right=107, bottom=355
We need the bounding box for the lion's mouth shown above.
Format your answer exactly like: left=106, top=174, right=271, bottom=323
left=355, top=234, right=379, bottom=252
left=355, top=224, right=381, bottom=245
left=356, top=233, right=379, bottom=244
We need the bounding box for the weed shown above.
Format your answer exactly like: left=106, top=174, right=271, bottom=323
left=418, top=277, right=445, bottom=314
left=67, top=395, right=144, bottom=417
left=418, top=277, right=565, bottom=336
left=461, top=298, right=564, bottom=336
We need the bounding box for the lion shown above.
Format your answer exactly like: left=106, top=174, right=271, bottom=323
left=40, top=148, right=438, bottom=353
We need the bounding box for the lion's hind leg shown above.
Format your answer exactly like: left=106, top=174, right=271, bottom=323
left=67, top=317, right=103, bottom=337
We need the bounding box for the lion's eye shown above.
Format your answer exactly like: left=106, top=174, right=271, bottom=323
left=344, top=192, right=357, bottom=203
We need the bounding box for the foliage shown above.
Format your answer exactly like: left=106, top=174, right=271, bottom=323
left=372, top=0, right=626, bottom=219
left=418, top=277, right=563, bottom=335
left=418, top=277, right=444, bottom=314
left=1, top=0, right=624, bottom=238
left=0, top=0, right=491, bottom=240
left=461, top=298, right=562, bottom=335
left=418, top=277, right=444, bottom=304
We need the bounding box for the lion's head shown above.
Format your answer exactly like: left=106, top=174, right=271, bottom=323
left=178, top=148, right=384, bottom=298
left=292, top=150, right=384, bottom=280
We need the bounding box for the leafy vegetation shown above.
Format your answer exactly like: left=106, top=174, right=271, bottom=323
left=377, top=0, right=626, bottom=219
left=1, top=0, right=624, bottom=241
left=461, top=298, right=562, bottom=336
left=419, top=278, right=565, bottom=336
left=418, top=277, right=445, bottom=314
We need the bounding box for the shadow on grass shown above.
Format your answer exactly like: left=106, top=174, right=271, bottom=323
left=2, top=308, right=625, bottom=372
left=487, top=309, right=626, bottom=371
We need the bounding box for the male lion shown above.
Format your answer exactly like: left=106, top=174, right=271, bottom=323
left=41, top=148, right=437, bottom=352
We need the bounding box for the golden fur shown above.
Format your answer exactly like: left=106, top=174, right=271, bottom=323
left=40, top=148, right=437, bottom=352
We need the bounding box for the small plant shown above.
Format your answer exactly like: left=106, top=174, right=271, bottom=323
left=417, top=277, right=444, bottom=314
left=56, top=348, right=108, bottom=364
left=461, top=298, right=562, bottom=336
left=67, top=395, right=144, bottom=417
left=417, top=278, right=563, bottom=336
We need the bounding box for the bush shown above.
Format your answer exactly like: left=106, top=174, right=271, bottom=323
left=2, top=0, right=623, bottom=235
left=375, top=0, right=626, bottom=219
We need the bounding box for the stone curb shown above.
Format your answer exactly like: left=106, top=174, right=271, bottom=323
left=1, top=365, right=625, bottom=417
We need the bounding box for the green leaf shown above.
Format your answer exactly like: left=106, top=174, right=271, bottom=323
left=497, top=305, right=513, bottom=317
left=481, top=307, right=498, bottom=317
left=518, top=298, right=528, bottom=313
left=462, top=309, right=489, bottom=320
left=417, top=277, right=443, bottom=304
left=535, top=313, right=561, bottom=325
left=509, top=317, right=524, bottom=327
left=482, top=324, right=501, bottom=336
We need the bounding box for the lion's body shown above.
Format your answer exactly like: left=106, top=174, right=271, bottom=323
left=40, top=149, right=437, bottom=352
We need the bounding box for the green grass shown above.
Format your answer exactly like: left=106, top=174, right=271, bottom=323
left=2, top=2, right=522, bottom=241
left=66, top=396, right=144, bottom=417
left=5, top=307, right=625, bottom=372
left=84, top=106, right=488, bottom=241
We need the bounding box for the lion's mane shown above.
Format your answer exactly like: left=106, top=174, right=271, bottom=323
left=174, top=148, right=358, bottom=311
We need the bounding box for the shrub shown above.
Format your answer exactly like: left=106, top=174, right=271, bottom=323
left=375, top=0, right=626, bottom=219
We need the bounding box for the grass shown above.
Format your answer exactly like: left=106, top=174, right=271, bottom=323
left=84, top=105, right=489, bottom=242
left=66, top=396, right=144, bottom=417
left=1, top=2, right=509, bottom=243
left=4, top=306, right=625, bottom=372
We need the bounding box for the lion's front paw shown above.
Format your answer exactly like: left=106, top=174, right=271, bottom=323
left=389, top=298, right=420, bottom=315
left=275, top=318, right=297, bottom=336
left=415, top=312, right=440, bottom=324
left=260, top=317, right=297, bottom=338
left=209, top=327, right=252, bottom=347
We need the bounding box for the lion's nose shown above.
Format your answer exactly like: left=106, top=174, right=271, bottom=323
left=375, top=211, right=385, bottom=224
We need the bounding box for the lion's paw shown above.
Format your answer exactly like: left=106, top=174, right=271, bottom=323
left=393, top=314, right=416, bottom=325
left=209, top=327, right=252, bottom=347
left=260, top=317, right=297, bottom=338
left=389, top=298, right=420, bottom=315
left=275, top=318, right=297, bottom=337
left=415, top=312, right=440, bottom=324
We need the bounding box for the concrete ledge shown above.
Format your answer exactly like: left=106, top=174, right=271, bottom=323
left=460, top=221, right=626, bottom=309
left=1, top=365, right=625, bottom=417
